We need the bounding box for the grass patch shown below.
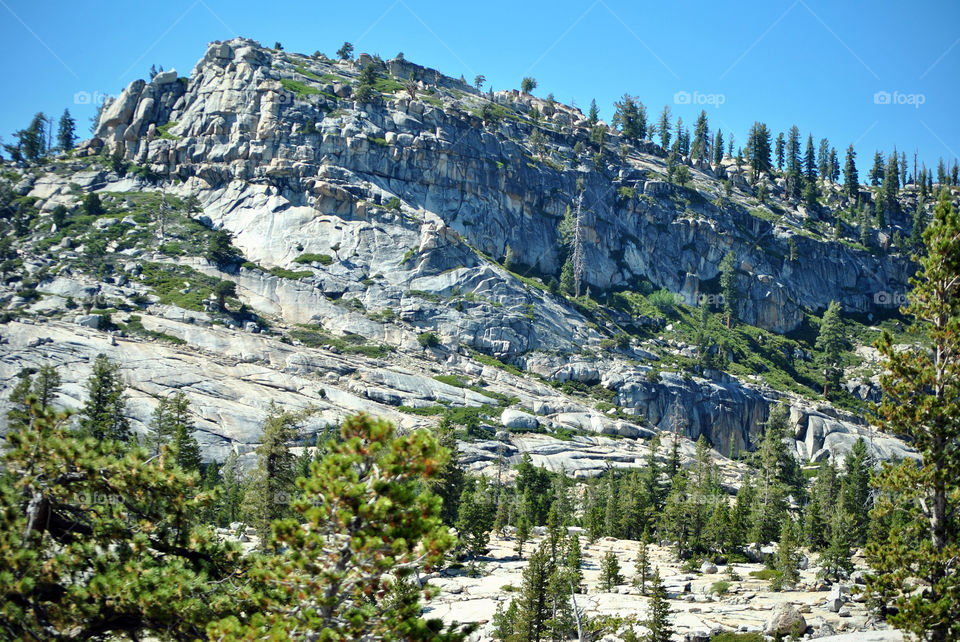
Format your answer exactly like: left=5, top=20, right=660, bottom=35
left=748, top=569, right=782, bottom=581
left=290, top=324, right=393, bottom=358
left=155, top=121, right=180, bottom=140
left=280, top=78, right=322, bottom=99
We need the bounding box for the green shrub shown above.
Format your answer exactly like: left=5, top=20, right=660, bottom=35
left=417, top=331, right=439, bottom=347
left=268, top=266, right=312, bottom=280
left=293, top=253, right=333, bottom=265
left=710, top=580, right=731, bottom=595
left=648, top=288, right=679, bottom=313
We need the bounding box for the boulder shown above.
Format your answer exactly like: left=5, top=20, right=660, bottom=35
left=700, top=561, right=718, bottom=574
left=764, top=603, right=806, bottom=636
left=500, top=408, right=539, bottom=430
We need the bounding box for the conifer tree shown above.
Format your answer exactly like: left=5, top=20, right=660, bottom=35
left=57, top=109, right=75, bottom=152
left=866, top=192, right=960, bottom=641
left=815, top=300, right=846, bottom=398
left=713, top=130, right=724, bottom=166
left=514, top=543, right=553, bottom=641
left=244, top=404, right=312, bottom=545
left=817, top=137, right=830, bottom=179
left=612, top=94, right=646, bottom=140
left=719, top=251, right=738, bottom=328
left=657, top=105, right=671, bottom=150
left=517, top=511, right=531, bottom=559
left=588, top=98, right=599, bottom=125
left=219, top=413, right=468, bottom=640
left=80, top=355, right=130, bottom=441
left=634, top=527, right=652, bottom=594
left=691, top=110, right=709, bottom=163
left=775, top=132, right=785, bottom=170
left=456, top=480, right=494, bottom=559
left=642, top=568, right=674, bottom=642
left=599, top=549, right=623, bottom=591
left=843, top=144, right=859, bottom=197
left=870, top=151, right=885, bottom=186
left=773, top=520, right=800, bottom=589
left=0, top=403, right=256, bottom=639
left=840, top=437, right=871, bottom=545
left=819, top=507, right=855, bottom=581
left=567, top=532, right=583, bottom=589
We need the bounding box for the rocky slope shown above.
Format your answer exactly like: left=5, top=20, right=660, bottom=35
left=0, top=37, right=930, bottom=468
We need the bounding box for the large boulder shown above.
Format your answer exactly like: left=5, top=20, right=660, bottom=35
left=501, top=408, right=539, bottom=430
left=764, top=603, right=806, bottom=636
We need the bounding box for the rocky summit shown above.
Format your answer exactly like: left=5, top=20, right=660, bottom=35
left=0, top=38, right=926, bottom=468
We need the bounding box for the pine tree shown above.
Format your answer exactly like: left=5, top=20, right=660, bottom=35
left=80, top=355, right=130, bottom=441
left=634, top=528, right=652, bottom=594
left=430, top=415, right=465, bottom=526
left=819, top=507, right=854, bottom=581
left=870, top=151, right=885, bottom=186
left=517, top=511, right=531, bottom=559
left=817, top=138, right=831, bottom=179
left=719, top=251, right=737, bottom=328
left=219, top=449, right=244, bottom=525
left=336, top=41, right=353, bottom=60
left=57, top=109, right=75, bottom=152
left=599, top=549, right=623, bottom=591
left=514, top=542, right=553, bottom=642
left=244, top=404, right=311, bottom=545
left=588, top=99, right=599, bottom=125
left=829, top=147, right=840, bottom=183
left=866, top=193, right=960, bottom=641
left=843, top=144, right=859, bottom=197
left=0, top=402, right=257, bottom=639
left=750, top=405, right=794, bottom=544
left=775, top=132, right=785, bottom=170
left=456, top=481, right=494, bottom=559
left=691, top=110, right=709, bottom=163
left=746, top=122, right=772, bottom=182
left=713, top=130, right=724, bottom=166
left=612, top=94, right=646, bottom=140
left=566, top=532, right=583, bottom=589
left=657, top=105, right=671, bottom=150
left=815, top=300, right=846, bottom=398
left=642, top=568, right=674, bottom=642
left=840, top=437, right=871, bottom=545
left=773, top=520, right=800, bottom=589
left=18, top=112, right=46, bottom=161
left=785, top=126, right=802, bottom=199
left=883, top=152, right=900, bottom=211
left=804, top=134, right=817, bottom=181
left=220, top=413, right=468, bottom=640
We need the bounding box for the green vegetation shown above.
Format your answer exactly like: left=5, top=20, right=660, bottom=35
left=268, top=266, right=312, bottom=280
left=280, top=78, right=322, bottom=99
left=293, top=252, right=333, bottom=265
left=290, top=324, right=393, bottom=358
left=155, top=121, right=180, bottom=140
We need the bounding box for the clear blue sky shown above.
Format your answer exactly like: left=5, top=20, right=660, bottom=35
left=2, top=0, right=957, bottom=175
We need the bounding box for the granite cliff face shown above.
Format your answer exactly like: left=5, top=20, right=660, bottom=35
left=0, top=38, right=923, bottom=467
left=93, top=38, right=914, bottom=336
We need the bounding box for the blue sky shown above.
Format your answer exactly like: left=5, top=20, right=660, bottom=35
left=1, top=0, right=957, bottom=175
